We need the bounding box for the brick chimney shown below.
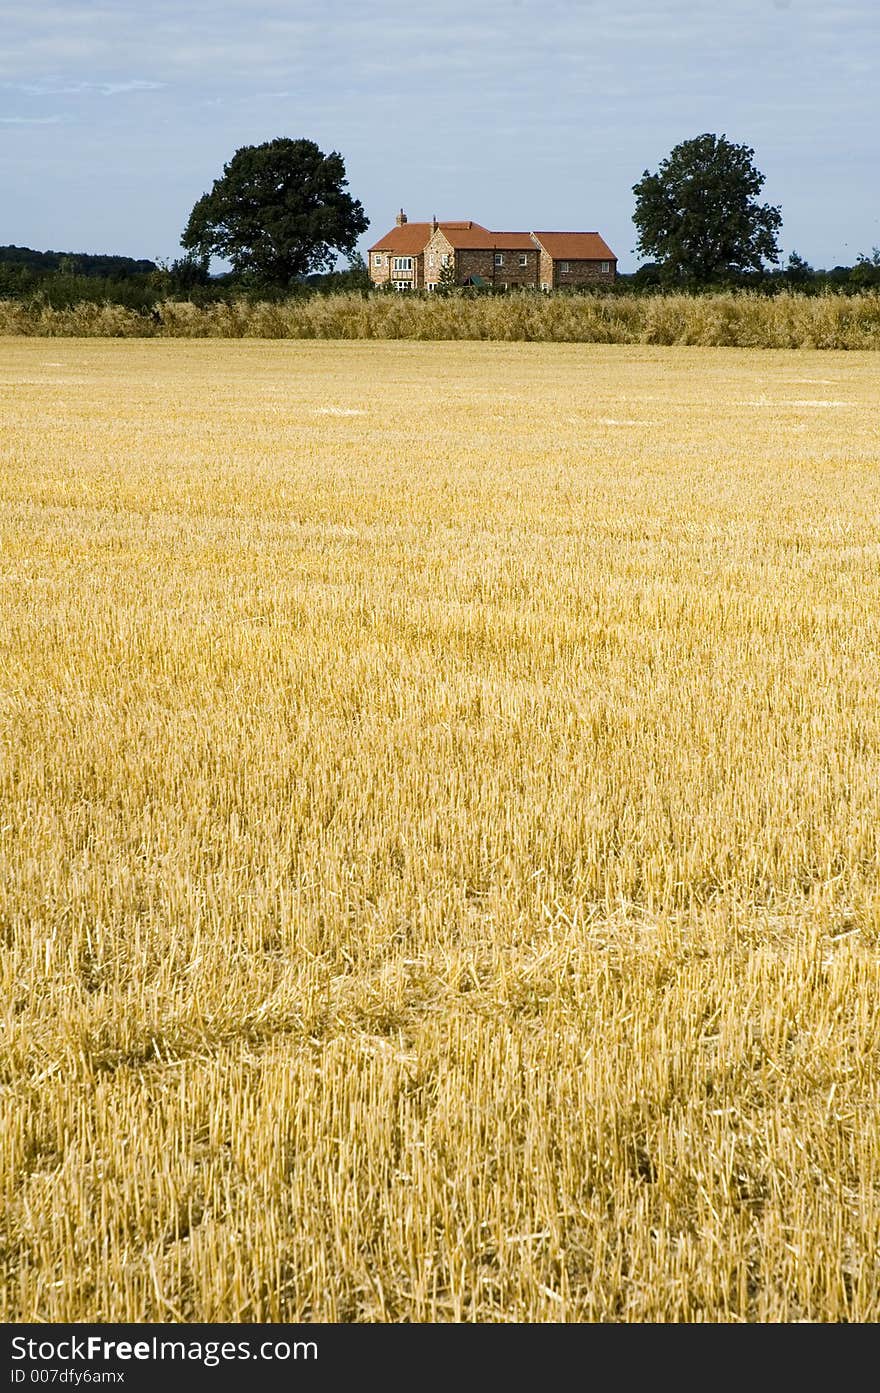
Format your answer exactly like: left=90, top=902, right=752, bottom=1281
left=396, top=208, right=407, bottom=226
left=431, top=214, right=438, bottom=232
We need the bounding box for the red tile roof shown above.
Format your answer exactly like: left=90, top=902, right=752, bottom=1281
left=491, top=233, right=539, bottom=251
left=437, top=227, right=535, bottom=250
left=368, top=221, right=489, bottom=254
left=369, top=222, right=617, bottom=261
left=531, top=232, right=616, bottom=261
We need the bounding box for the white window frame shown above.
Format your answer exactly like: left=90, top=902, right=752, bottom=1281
left=494, top=253, right=504, bottom=267
left=519, top=254, right=528, bottom=266
left=560, top=261, right=570, bottom=273
left=441, top=253, right=450, bottom=267
left=392, top=256, right=413, bottom=273
left=373, top=253, right=384, bottom=266
left=600, top=261, right=610, bottom=273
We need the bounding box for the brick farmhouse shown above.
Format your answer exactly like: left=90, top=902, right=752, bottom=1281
left=368, top=211, right=617, bottom=291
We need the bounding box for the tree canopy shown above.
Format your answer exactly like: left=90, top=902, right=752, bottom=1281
left=180, top=138, right=368, bottom=288
left=632, top=134, right=782, bottom=284
left=0, top=245, right=157, bottom=278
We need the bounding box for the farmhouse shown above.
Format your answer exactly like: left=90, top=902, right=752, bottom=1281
left=368, top=210, right=617, bottom=290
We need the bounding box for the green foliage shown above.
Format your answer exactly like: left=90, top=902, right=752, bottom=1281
left=0, top=270, right=157, bottom=313
left=154, top=253, right=212, bottom=292
left=632, top=134, right=783, bottom=284
left=180, top=137, right=369, bottom=290
left=850, top=247, right=880, bottom=289
left=783, top=251, right=814, bottom=287
left=437, top=254, right=457, bottom=294
left=0, top=245, right=158, bottom=278
left=336, top=250, right=371, bottom=291
left=303, top=251, right=371, bottom=294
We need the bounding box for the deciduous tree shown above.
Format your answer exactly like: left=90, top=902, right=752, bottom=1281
left=632, top=134, right=782, bottom=283
left=181, top=138, right=368, bottom=289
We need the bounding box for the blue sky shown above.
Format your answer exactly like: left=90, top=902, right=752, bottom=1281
left=1, top=0, right=877, bottom=272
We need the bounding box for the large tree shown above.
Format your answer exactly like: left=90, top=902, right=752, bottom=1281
left=632, top=134, right=782, bottom=283
left=181, top=138, right=368, bottom=288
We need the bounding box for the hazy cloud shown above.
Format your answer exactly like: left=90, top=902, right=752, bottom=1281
left=13, top=79, right=165, bottom=96
left=0, top=114, right=64, bottom=124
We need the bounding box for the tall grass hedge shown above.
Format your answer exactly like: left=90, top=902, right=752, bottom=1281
left=2, top=290, right=880, bottom=348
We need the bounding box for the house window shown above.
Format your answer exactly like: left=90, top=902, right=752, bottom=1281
left=441, top=254, right=450, bottom=266
left=494, top=253, right=504, bottom=267
left=601, top=261, right=610, bottom=273
left=428, top=254, right=435, bottom=267
left=373, top=254, right=384, bottom=266
left=519, top=254, right=528, bottom=266
left=392, top=257, right=413, bottom=272
left=560, top=261, right=570, bottom=273
left=393, top=281, right=411, bottom=291
left=426, top=283, right=437, bottom=292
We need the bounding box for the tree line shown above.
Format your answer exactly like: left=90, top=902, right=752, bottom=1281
left=2, top=133, right=879, bottom=308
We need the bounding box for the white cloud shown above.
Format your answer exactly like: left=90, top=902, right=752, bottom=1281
left=13, top=79, right=164, bottom=96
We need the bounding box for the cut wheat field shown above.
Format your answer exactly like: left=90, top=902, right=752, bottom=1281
left=2, top=339, right=880, bottom=1322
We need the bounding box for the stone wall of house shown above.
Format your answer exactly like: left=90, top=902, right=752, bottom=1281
left=456, top=249, right=496, bottom=284
left=537, top=248, right=554, bottom=290
left=424, top=230, right=454, bottom=288
left=453, top=247, right=540, bottom=287
left=423, top=234, right=541, bottom=289
left=369, top=251, right=423, bottom=289
left=537, top=248, right=616, bottom=289
left=369, top=251, right=393, bottom=287
left=554, top=260, right=617, bottom=288
left=488, top=249, right=539, bottom=288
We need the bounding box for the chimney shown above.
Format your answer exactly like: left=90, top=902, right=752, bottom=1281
left=431, top=214, right=438, bottom=233
left=396, top=208, right=407, bottom=226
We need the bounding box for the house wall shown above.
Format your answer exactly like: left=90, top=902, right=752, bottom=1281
left=424, top=242, right=541, bottom=289
left=368, top=251, right=423, bottom=288
left=488, top=248, right=539, bottom=287
left=369, top=252, right=393, bottom=287
left=554, top=259, right=616, bottom=288
left=537, top=248, right=616, bottom=289
left=424, top=230, right=453, bottom=288
left=457, top=249, right=497, bottom=284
